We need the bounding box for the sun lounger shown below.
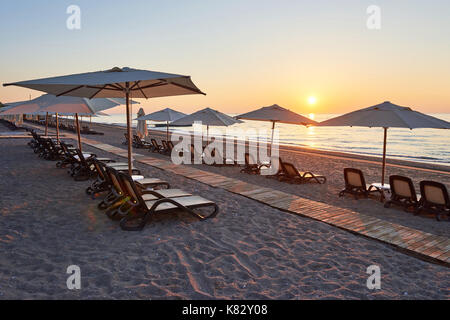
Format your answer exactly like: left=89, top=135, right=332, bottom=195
left=39, top=138, right=63, bottom=161
left=150, top=138, right=167, bottom=153
left=384, top=175, right=420, bottom=212
left=134, top=135, right=152, bottom=149
left=117, top=172, right=218, bottom=231
left=98, top=167, right=170, bottom=214
left=240, top=153, right=270, bottom=174
left=279, top=162, right=326, bottom=184
left=206, top=148, right=236, bottom=166
left=417, top=181, right=450, bottom=221
left=71, top=149, right=99, bottom=181
left=86, top=159, right=138, bottom=196
left=122, top=133, right=130, bottom=145
left=260, top=157, right=286, bottom=179
left=339, top=168, right=381, bottom=199
left=161, top=140, right=172, bottom=155
left=80, top=126, right=104, bottom=135
left=56, top=141, right=77, bottom=168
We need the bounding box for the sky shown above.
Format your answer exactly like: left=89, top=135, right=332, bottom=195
left=0, top=0, right=449, bottom=115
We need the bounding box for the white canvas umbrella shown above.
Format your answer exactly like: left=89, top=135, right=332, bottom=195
left=0, top=94, right=120, bottom=150
left=318, top=101, right=450, bottom=185
left=236, top=104, right=318, bottom=148
left=4, top=67, right=205, bottom=175
left=136, top=108, right=148, bottom=139
left=136, top=107, right=186, bottom=141
left=171, top=107, right=242, bottom=142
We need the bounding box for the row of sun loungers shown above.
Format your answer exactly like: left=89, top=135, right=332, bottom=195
left=340, top=168, right=450, bottom=221
left=25, top=119, right=104, bottom=135
left=130, top=135, right=328, bottom=181
left=0, top=119, right=26, bottom=131
left=128, top=134, right=239, bottom=167
left=26, top=131, right=219, bottom=231
left=241, top=154, right=327, bottom=184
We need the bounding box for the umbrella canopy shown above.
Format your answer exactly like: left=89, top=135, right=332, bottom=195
left=237, top=104, right=318, bottom=126
left=3, top=67, right=204, bottom=99
left=171, top=107, right=242, bottom=142
left=318, top=101, right=450, bottom=129
left=136, top=107, right=186, bottom=142
left=136, top=107, right=186, bottom=122
left=173, top=107, right=242, bottom=127
left=318, top=101, right=450, bottom=185
left=0, top=94, right=121, bottom=150
left=236, top=104, right=318, bottom=151
left=3, top=67, right=205, bottom=175
left=29, top=111, right=109, bottom=117
left=0, top=94, right=120, bottom=116
left=136, top=108, right=148, bottom=139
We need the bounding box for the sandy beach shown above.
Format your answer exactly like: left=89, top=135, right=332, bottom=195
left=0, top=122, right=448, bottom=299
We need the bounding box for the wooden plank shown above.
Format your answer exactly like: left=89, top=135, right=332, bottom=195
left=240, top=188, right=273, bottom=197
left=435, top=250, right=450, bottom=263
left=417, top=236, right=450, bottom=256
left=405, top=234, right=436, bottom=251
left=321, top=211, right=354, bottom=223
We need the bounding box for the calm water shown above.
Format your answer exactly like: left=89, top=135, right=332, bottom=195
left=92, top=113, right=450, bottom=166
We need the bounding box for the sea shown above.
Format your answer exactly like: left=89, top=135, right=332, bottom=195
left=90, top=113, right=450, bottom=167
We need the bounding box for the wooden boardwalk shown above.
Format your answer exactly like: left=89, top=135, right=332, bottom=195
left=20, top=125, right=450, bottom=266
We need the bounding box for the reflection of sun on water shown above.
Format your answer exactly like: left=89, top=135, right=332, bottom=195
left=308, top=113, right=315, bottom=120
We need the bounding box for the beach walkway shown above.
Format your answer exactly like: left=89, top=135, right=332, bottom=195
left=24, top=124, right=450, bottom=266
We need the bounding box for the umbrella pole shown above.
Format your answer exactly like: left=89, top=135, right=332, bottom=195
left=45, top=112, right=48, bottom=136
left=75, top=113, right=82, bottom=152
left=125, top=82, right=133, bottom=176
left=207, top=125, right=209, bottom=144
left=381, top=127, right=388, bottom=186
left=270, top=121, right=276, bottom=157
left=167, top=121, right=169, bottom=142
left=56, top=113, right=59, bottom=143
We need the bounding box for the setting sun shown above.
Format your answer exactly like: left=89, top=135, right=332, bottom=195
left=308, top=96, right=317, bottom=105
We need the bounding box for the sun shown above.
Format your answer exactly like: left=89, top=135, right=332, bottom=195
left=308, top=96, right=317, bottom=105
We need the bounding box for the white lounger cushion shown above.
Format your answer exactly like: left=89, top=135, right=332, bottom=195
left=144, top=196, right=214, bottom=211
left=107, top=162, right=129, bottom=167
left=110, top=165, right=138, bottom=172
left=141, top=189, right=192, bottom=201
left=135, top=178, right=167, bottom=185
left=74, top=153, right=93, bottom=160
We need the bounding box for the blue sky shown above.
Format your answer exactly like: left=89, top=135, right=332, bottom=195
left=1, top=0, right=449, bottom=114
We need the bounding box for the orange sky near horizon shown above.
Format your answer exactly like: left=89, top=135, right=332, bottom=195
left=1, top=1, right=449, bottom=115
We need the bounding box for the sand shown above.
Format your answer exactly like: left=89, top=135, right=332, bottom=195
left=0, top=122, right=449, bottom=299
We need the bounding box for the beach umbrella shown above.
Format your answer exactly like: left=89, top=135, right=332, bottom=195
left=136, top=108, right=148, bottom=139
left=136, top=107, right=186, bottom=141
left=0, top=94, right=120, bottom=150
left=236, top=104, right=318, bottom=148
left=318, top=101, right=450, bottom=185
left=3, top=67, right=205, bottom=175
left=171, top=107, right=242, bottom=142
